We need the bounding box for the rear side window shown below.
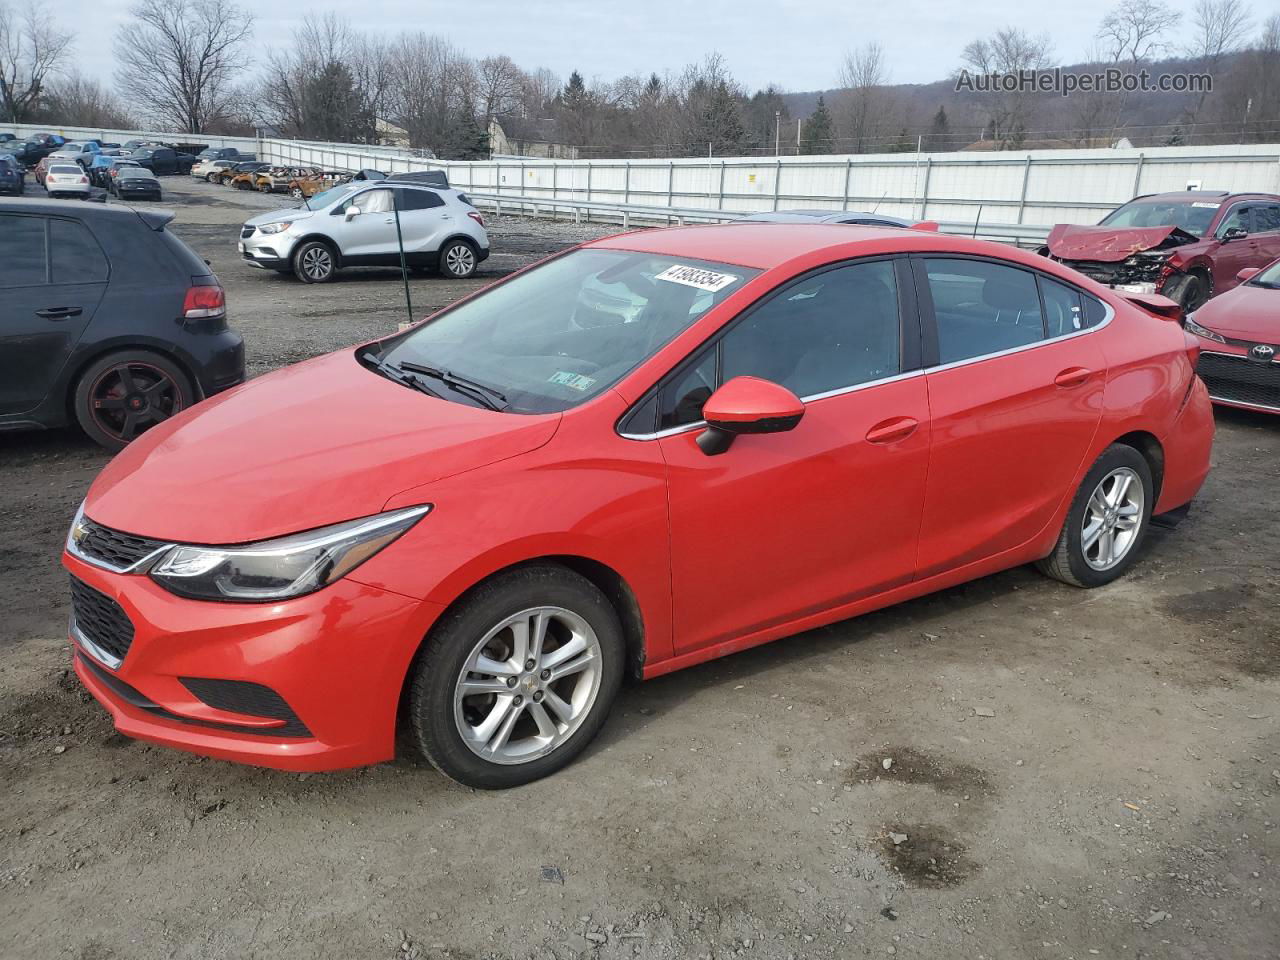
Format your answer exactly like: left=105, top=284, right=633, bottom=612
left=924, top=258, right=1044, bottom=364
left=1039, top=276, right=1084, bottom=337
left=51, top=219, right=108, bottom=283
left=395, top=188, right=444, bottom=211
left=1081, top=293, right=1108, bottom=328
left=0, top=214, right=47, bottom=286
left=1252, top=204, right=1280, bottom=233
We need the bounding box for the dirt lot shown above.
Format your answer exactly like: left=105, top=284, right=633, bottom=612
left=1, top=177, right=1278, bottom=960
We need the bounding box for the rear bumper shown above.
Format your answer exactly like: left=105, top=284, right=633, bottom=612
left=189, top=330, right=246, bottom=398
left=1154, top=376, right=1215, bottom=514
left=63, top=550, right=443, bottom=772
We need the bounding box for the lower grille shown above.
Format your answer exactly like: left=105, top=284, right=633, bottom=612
left=1198, top=352, right=1280, bottom=412
left=180, top=678, right=311, bottom=737
left=70, top=577, right=134, bottom=665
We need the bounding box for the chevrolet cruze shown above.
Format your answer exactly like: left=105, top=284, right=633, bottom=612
left=63, top=223, right=1213, bottom=789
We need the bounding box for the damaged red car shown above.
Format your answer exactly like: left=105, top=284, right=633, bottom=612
left=1044, top=191, right=1280, bottom=311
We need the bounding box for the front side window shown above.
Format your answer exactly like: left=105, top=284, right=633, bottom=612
left=377, top=249, right=758, bottom=414
left=351, top=189, right=393, bottom=215
left=925, top=258, right=1044, bottom=364
left=656, top=260, right=902, bottom=429
left=1217, top=205, right=1250, bottom=236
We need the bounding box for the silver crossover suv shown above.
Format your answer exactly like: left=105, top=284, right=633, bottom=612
left=238, top=181, right=491, bottom=282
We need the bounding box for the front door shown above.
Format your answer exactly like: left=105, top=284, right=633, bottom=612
left=334, top=187, right=398, bottom=258
left=0, top=213, right=104, bottom=416
left=656, top=258, right=931, bottom=654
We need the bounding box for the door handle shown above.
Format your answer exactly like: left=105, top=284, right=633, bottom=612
left=1054, top=367, right=1092, bottom=388
left=35, top=307, right=82, bottom=320
left=866, top=416, right=918, bottom=444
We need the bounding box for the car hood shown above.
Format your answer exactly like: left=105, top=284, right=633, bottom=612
left=1047, top=224, right=1200, bottom=262
left=84, top=350, right=561, bottom=544
left=245, top=208, right=313, bottom=228
left=1195, top=283, right=1280, bottom=341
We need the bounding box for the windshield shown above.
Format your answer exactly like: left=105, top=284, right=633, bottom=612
left=1249, top=259, right=1280, bottom=288
left=1100, top=199, right=1220, bottom=237
left=119, top=168, right=155, bottom=179
left=307, top=183, right=356, bottom=209
left=375, top=249, right=759, bottom=414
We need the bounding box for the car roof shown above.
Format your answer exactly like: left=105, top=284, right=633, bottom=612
left=742, top=209, right=913, bottom=226
left=0, top=197, right=164, bottom=222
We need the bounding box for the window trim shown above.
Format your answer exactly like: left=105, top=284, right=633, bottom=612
left=1213, top=202, right=1252, bottom=239
left=911, top=253, right=1114, bottom=372
left=618, top=253, right=919, bottom=440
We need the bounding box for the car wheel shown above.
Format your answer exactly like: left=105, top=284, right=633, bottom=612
left=205, top=172, right=218, bottom=183
left=1162, top=271, right=1211, bottom=312
left=290, top=186, right=304, bottom=199
left=292, top=241, right=337, bottom=283
left=1036, top=444, right=1154, bottom=588
left=408, top=564, right=625, bottom=789
left=73, top=350, right=194, bottom=452
left=439, top=239, right=478, bottom=279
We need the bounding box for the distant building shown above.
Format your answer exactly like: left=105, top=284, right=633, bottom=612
left=375, top=118, right=410, bottom=148
left=960, top=136, right=1134, bottom=152
left=488, top=116, right=578, bottom=159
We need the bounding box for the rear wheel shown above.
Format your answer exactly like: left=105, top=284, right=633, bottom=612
left=1036, top=444, right=1154, bottom=587
left=73, top=350, right=194, bottom=451
left=292, top=240, right=337, bottom=283
left=408, top=564, right=624, bottom=789
left=205, top=172, right=217, bottom=183
left=438, top=238, right=478, bottom=279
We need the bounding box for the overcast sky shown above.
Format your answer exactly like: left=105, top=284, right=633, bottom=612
left=71, top=0, right=1180, bottom=93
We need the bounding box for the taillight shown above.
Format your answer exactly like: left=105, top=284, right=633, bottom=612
left=467, top=211, right=485, bottom=227
left=183, top=282, right=225, bottom=319
left=80, top=176, right=88, bottom=184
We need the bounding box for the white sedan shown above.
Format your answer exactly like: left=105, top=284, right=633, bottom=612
left=44, top=163, right=91, bottom=199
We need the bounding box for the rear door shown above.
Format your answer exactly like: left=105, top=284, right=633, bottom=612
left=0, top=213, right=107, bottom=415
left=1248, top=203, right=1280, bottom=267
left=913, top=256, right=1107, bottom=578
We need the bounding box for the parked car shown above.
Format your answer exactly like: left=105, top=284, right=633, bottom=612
left=110, top=166, right=162, bottom=201
left=2, top=139, right=43, bottom=167
left=43, top=163, right=91, bottom=198
left=26, top=133, right=66, bottom=159
left=0, top=198, right=244, bottom=449
left=48, top=141, right=101, bottom=168
left=1183, top=257, right=1280, bottom=413
left=0, top=154, right=24, bottom=195
left=251, top=166, right=303, bottom=193
left=130, top=146, right=195, bottom=176
left=221, top=161, right=271, bottom=187
left=86, top=151, right=132, bottom=187
left=106, top=159, right=143, bottom=187
left=0, top=132, right=14, bottom=142
left=62, top=224, right=1213, bottom=787
left=33, top=156, right=53, bottom=185
left=738, top=208, right=940, bottom=229
left=239, top=180, right=490, bottom=281
left=192, top=158, right=239, bottom=182
left=1044, top=190, right=1280, bottom=311
left=194, top=146, right=255, bottom=162
left=283, top=169, right=346, bottom=199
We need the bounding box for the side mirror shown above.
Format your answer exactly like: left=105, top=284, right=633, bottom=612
left=344, top=207, right=360, bottom=221
left=1237, top=267, right=1261, bottom=282
left=697, top=376, right=805, bottom=456
left=1221, top=226, right=1248, bottom=242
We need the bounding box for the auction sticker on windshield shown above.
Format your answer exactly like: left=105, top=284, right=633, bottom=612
left=655, top=264, right=740, bottom=293
left=549, top=371, right=597, bottom=391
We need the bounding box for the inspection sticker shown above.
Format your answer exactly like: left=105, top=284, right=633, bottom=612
left=549, top=371, right=597, bottom=391
left=655, top=264, right=739, bottom=293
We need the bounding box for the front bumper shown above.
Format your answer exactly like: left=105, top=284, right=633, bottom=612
left=239, top=232, right=298, bottom=270
left=63, top=548, right=443, bottom=771
left=1197, top=347, right=1280, bottom=414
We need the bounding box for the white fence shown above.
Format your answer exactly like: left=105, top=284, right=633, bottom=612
left=8, top=119, right=1280, bottom=230
left=0, top=121, right=259, bottom=152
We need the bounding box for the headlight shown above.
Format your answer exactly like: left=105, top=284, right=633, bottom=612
left=149, top=505, right=430, bottom=602
left=257, top=221, right=292, bottom=235
left=1184, top=313, right=1225, bottom=344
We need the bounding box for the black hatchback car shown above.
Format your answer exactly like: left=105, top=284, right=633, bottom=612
left=0, top=199, right=244, bottom=450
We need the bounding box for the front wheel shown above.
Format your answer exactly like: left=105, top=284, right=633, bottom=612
left=408, top=564, right=625, bottom=789
left=292, top=240, right=336, bottom=283
left=438, top=239, right=478, bottom=279
left=1036, top=444, right=1154, bottom=587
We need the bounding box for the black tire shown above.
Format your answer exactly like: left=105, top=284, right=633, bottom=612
left=438, top=238, right=478, bottom=279
left=407, top=563, right=625, bottom=789
left=1162, top=270, right=1211, bottom=312
left=205, top=172, right=218, bottom=183
left=1036, top=444, right=1154, bottom=588
left=290, top=186, right=304, bottom=200
left=292, top=240, right=337, bottom=283
left=73, top=349, right=194, bottom=452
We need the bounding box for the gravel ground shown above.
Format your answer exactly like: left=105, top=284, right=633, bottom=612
left=1, top=177, right=1278, bottom=960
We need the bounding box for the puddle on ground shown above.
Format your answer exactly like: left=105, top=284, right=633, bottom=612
left=846, top=746, right=993, bottom=797
left=878, top=824, right=977, bottom=888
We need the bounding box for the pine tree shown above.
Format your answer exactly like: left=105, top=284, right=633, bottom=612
left=926, top=106, right=950, bottom=151
left=801, top=95, right=834, bottom=154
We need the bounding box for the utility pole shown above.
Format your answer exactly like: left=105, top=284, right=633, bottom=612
left=774, top=110, right=780, bottom=157
left=1240, top=98, right=1252, bottom=144
left=796, top=117, right=802, bottom=155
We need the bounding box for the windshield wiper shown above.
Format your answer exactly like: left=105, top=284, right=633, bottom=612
left=397, top=361, right=509, bottom=411
left=366, top=355, right=444, bottom=399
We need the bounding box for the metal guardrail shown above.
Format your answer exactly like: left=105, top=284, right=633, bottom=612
left=463, top=192, right=1051, bottom=247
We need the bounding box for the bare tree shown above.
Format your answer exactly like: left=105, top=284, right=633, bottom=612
left=519, top=67, right=560, bottom=118
left=837, top=42, right=887, bottom=153
left=475, top=54, right=525, bottom=122
left=45, top=71, right=135, bottom=127
left=114, top=0, right=253, bottom=133
left=959, top=28, right=1053, bottom=147
left=387, top=33, right=477, bottom=154
left=0, top=1, right=72, bottom=122
left=1098, top=0, right=1181, bottom=64
left=1182, top=0, right=1250, bottom=122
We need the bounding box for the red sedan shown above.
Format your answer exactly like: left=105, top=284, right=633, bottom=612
left=1185, top=259, right=1280, bottom=413
left=63, top=224, right=1214, bottom=788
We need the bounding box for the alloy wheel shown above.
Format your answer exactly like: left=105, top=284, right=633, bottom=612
left=299, top=246, right=333, bottom=281
left=88, top=362, right=182, bottom=443
left=1081, top=466, right=1144, bottom=571
left=452, top=606, right=603, bottom=765
left=444, top=243, right=475, bottom=277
